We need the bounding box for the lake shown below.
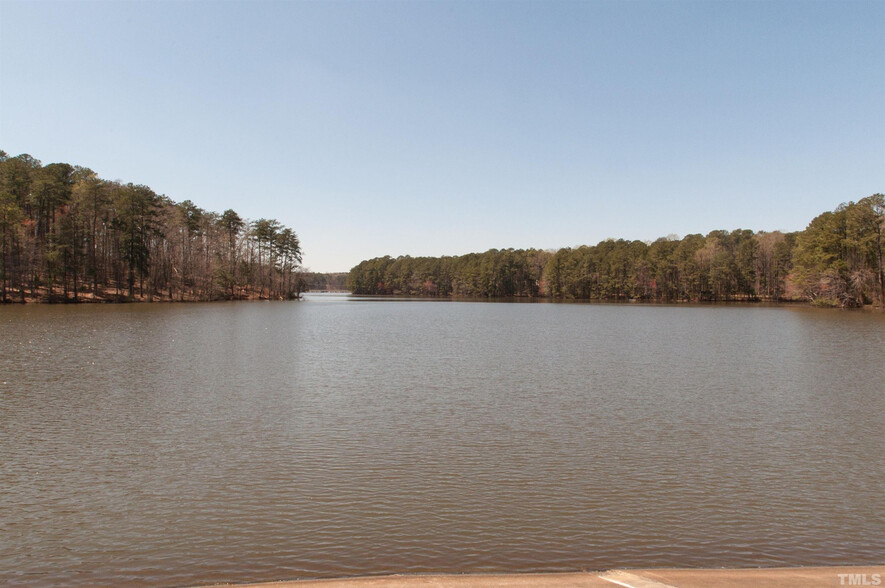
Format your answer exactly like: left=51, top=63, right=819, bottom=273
left=1, top=296, right=883, bottom=586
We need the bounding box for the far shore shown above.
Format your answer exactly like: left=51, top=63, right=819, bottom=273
left=0, top=284, right=304, bottom=304
left=4, top=287, right=884, bottom=310
left=338, top=293, right=884, bottom=310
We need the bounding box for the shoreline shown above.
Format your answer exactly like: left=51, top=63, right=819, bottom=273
left=3, top=296, right=883, bottom=311
left=4, top=288, right=883, bottom=309
left=199, top=566, right=885, bottom=587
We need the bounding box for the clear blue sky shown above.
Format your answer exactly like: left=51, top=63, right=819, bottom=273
left=1, top=0, right=883, bottom=272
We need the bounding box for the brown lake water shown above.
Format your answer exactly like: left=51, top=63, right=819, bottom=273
left=1, top=296, right=883, bottom=586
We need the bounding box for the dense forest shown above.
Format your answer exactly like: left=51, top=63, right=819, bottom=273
left=349, top=195, right=885, bottom=308
left=3, top=149, right=880, bottom=308
left=0, top=151, right=304, bottom=302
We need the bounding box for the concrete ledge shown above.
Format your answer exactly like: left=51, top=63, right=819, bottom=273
left=201, top=565, right=885, bottom=588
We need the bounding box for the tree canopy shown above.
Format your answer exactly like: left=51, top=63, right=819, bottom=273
left=0, top=150, right=304, bottom=302
left=349, top=197, right=884, bottom=307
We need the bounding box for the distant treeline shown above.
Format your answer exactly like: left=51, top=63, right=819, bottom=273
left=0, top=150, right=304, bottom=302
left=349, top=195, right=885, bottom=308
left=303, top=272, right=348, bottom=292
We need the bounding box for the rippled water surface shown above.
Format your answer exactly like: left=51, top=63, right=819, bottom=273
left=1, top=297, right=883, bottom=586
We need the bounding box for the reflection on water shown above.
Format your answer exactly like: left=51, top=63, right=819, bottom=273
left=1, top=298, right=883, bottom=586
